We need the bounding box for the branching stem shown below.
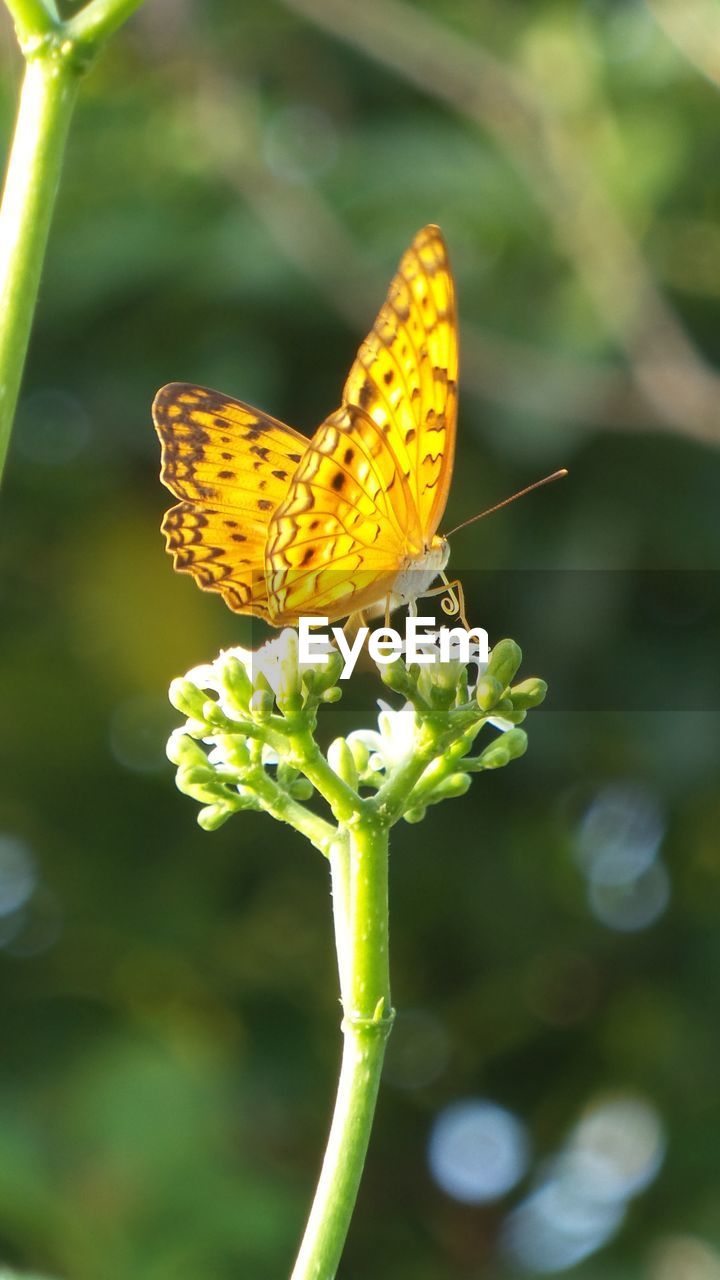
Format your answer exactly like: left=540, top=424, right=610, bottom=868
left=0, top=57, right=79, bottom=478
left=0, top=0, right=147, bottom=482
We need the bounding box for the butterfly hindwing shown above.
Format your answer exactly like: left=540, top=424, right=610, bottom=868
left=341, top=224, right=458, bottom=540
left=266, top=404, right=412, bottom=622
left=153, top=383, right=308, bottom=618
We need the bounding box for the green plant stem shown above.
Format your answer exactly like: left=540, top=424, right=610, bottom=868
left=0, top=55, right=79, bottom=479
left=246, top=766, right=336, bottom=853
left=0, top=0, right=148, bottom=482
left=3, top=0, right=56, bottom=42
left=291, top=818, right=393, bottom=1280
left=66, top=0, right=146, bottom=50
left=373, top=734, right=436, bottom=824
left=289, top=727, right=362, bottom=824
left=328, top=835, right=352, bottom=1004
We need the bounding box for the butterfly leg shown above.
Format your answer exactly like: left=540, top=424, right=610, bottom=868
left=416, top=576, right=470, bottom=629
left=441, top=577, right=469, bottom=629
left=344, top=610, right=368, bottom=641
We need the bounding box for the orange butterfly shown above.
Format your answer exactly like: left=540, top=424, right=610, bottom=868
left=153, top=225, right=458, bottom=626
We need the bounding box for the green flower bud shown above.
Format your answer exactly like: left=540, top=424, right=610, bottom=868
left=202, top=699, right=230, bottom=727
left=404, top=805, right=427, bottom=824
left=198, top=803, right=234, bottom=831
left=380, top=658, right=413, bottom=695
left=347, top=737, right=370, bottom=775
left=417, top=660, right=463, bottom=708
left=177, top=763, right=215, bottom=786
left=486, top=639, right=522, bottom=689
left=252, top=670, right=274, bottom=697
left=274, top=628, right=301, bottom=701
left=427, top=772, right=471, bottom=802
left=176, top=769, right=224, bottom=803
left=475, top=675, right=504, bottom=712
left=168, top=678, right=208, bottom=719
left=321, top=685, right=342, bottom=704
left=290, top=778, right=314, bottom=801
left=249, top=689, right=273, bottom=721
left=495, top=697, right=514, bottom=716
left=301, top=668, right=317, bottom=695
left=477, top=728, right=528, bottom=769
left=166, top=730, right=208, bottom=768
left=509, top=677, right=548, bottom=710
left=277, top=689, right=303, bottom=717
left=312, top=648, right=344, bottom=694
left=328, top=738, right=358, bottom=790
left=430, top=681, right=459, bottom=709
left=500, top=708, right=527, bottom=726
left=277, top=761, right=299, bottom=786
left=219, top=736, right=251, bottom=770
left=220, top=656, right=253, bottom=711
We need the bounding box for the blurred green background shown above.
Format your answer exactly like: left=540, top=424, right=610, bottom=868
left=2, top=1, right=720, bottom=1277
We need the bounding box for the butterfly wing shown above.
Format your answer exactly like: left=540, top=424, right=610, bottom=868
left=153, top=383, right=307, bottom=618
left=341, top=223, right=458, bottom=540
left=265, top=225, right=457, bottom=623
left=266, top=404, right=413, bottom=623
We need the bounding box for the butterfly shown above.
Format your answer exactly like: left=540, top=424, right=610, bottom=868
left=153, top=224, right=458, bottom=626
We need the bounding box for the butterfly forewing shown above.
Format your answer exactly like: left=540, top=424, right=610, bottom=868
left=153, top=383, right=307, bottom=618
left=341, top=224, right=458, bottom=541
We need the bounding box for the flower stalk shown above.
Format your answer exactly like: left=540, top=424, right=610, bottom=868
left=0, top=0, right=146, bottom=482
left=167, top=629, right=547, bottom=1279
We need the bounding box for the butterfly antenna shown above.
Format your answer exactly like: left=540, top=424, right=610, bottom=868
left=444, top=469, right=568, bottom=539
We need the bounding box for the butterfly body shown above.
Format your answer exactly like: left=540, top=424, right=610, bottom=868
left=390, top=537, right=450, bottom=607
left=154, top=225, right=458, bottom=626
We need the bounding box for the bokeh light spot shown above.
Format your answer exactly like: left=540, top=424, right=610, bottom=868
left=588, top=860, right=670, bottom=931
left=502, top=1181, right=623, bottom=1273
left=502, top=1092, right=664, bottom=1272
left=576, top=783, right=664, bottom=886
left=428, top=1099, right=530, bottom=1204
left=3, top=888, right=63, bottom=959
left=650, top=1235, right=720, bottom=1280
left=569, top=1094, right=666, bottom=1201
left=109, top=694, right=177, bottom=773
left=0, top=834, right=37, bottom=918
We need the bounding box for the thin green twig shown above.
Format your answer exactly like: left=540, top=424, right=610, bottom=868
left=0, top=58, right=79, bottom=479
left=3, top=0, right=56, bottom=40
left=66, top=0, right=146, bottom=51
left=0, top=0, right=147, bottom=482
